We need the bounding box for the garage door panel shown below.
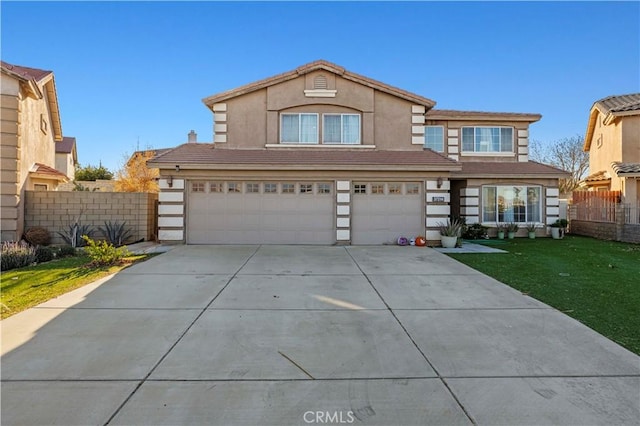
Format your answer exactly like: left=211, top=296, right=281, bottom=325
left=352, top=183, right=423, bottom=245
left=188, top=182, right=334, bottom=244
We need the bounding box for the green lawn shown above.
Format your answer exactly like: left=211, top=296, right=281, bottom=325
left=1, top=254, right=148, bottom=319
left=447, top=235, right=640, bottom=355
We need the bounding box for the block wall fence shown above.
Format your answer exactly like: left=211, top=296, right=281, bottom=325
left=24, top=191, right=158, bottom=245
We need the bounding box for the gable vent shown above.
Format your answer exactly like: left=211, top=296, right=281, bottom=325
left=314, top=75, right=328, bottom=90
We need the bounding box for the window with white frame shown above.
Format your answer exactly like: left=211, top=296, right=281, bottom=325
left=424, top=126, right=444, bottom=152
left=482, top=185, right=541, bottom=223
left=281, top=113, right=318, bottom=143
left=462, top=127, right=513, bottom=153
left=323, top=114, right=360, bottom=144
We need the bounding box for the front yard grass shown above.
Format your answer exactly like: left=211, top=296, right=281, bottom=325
left=1, top=254, right=149, bottom=319
left=447, top=235, right=640, bottom=355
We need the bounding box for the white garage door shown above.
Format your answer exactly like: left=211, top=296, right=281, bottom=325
left=187, top=181, right=334, bottom=244
left=352, top=182, right=423, bottom=245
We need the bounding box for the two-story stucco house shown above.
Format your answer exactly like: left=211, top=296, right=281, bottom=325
left=150, top=60, right=567, bottom=245
left=55, top=136, right=78, bottom=180
left=1, top=61, right=69, bottom=242
left=581, top=93, right=640, bottom=203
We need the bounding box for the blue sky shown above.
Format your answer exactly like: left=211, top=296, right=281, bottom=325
left=2, top=1, right=639, bottom=173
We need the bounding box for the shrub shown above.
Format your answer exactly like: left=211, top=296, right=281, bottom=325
left=58, top=245, right=77, bottom=257
left=23, top=227, right=51, bottom=246
left=463, top=223, right=489, bottom=240
left=99, top=221, right=133, bottom=247
left=1, top=241, right=36, bottom=271
left=34, top=246, right=54, bottom=263
left=82, top=236, right=131, bottom=267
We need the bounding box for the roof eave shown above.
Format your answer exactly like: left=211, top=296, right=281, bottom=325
left=151, top=162, right=460, bottom=172
left=426, top=113, right=541, bottom=122
left=202, top=60, right=436, bottom=109
left=452, top=172, right=570, bottom=179
left=584, top=106, right=600, bottom=151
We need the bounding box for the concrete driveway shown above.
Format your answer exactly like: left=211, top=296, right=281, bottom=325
left=1, top=245, right=639, bottom=425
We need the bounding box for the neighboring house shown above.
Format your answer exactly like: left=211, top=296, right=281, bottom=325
left=150, top=60, right=567, bottom=245
left=55, top=136, right=78, bottom=180
left=1, top=60, right=69, bottom=242
left=581, top=93, right=640, bottom=203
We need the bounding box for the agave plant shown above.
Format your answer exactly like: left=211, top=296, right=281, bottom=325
left=437, top=219, right=464, bottom=237
left=99, top=220, right=133, bottom=247
left=57, top=223, right=95, bottom=248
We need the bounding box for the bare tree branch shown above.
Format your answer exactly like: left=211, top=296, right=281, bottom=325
left=529, top=135, right=589, bottom=195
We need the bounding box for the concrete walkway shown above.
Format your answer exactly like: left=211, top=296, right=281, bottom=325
left=1, top=245, right=638, bottom=425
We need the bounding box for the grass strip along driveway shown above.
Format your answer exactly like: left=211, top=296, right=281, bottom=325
left=1, top=254, right=148, bottom=319
left=447, top=235, right=640, bottom=355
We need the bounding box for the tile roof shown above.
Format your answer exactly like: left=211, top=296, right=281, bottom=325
left=585, top=93, right=640, bottom=151
left=150, top=144, right=460, bottom=170
left=583, top=170, right=611, bottom=183
left=426, top=109, right=541, bottom=122
left=202, top=60, right=436, bottom=108
left=30, top=163, right=69, bottom=181
left=453, top=161, right=570, bottom=177
left=56, top=137, right=76, bottom=154
left=611, top=162, right=640, bottom=176
left=594, top=93, right=640, bottom=115
left=0, top=60, right=52, bottom=82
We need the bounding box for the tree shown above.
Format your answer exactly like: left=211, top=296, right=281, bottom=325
left=114, top=151, right=159, bottom=193
left=529, top=135, right=589, bottom=195
left=75, top=163, right=113, bottom=181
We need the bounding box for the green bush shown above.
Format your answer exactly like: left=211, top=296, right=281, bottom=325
left=82, top=236, right=131, bottom=267
left=463, top=223, right=489, bottom=240
left=23, top=227, right=51, bottom=246
left=1, top=241, right=36, bottom=271
left=58, top=245, right=77, bottom=257
left=34, top=246, right=54, bottom=263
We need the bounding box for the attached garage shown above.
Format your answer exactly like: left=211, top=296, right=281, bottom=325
left=352, top=182, right=424, bottom=244
left=187, top=181, right=334, bottom=244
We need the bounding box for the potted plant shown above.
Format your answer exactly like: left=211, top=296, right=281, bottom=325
left=496, top=223, right=505, bottom=240
left=506, top=222, right=519, bottom=239
left=550, top=219, right=568, bottom=239
left=525, top=222, right=537, bottom=239
left=438, top=219, right=463, bottom=248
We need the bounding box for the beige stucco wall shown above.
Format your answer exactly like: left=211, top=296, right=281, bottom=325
left=1, top=73, right=60, bottom=241
left=220, top=72, right=419, bottom=150
left=24, top=191, right=158, bottom=245
left=427, top=118, right=531, bottom=162
left=621, top=115, right=640, bottom=162
left=55, top=152, right=75, bottom=179
left=589, top=111, right=622, bottom=185
left=1, top=74, right=21, bottom=241
left=588, top=111, right=638, bottom=195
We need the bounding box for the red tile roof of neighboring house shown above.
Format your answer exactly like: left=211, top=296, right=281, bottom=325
left=453, top=161, right=569, bottom=178
left=202, top=59, right=437, bottom=108
left=582, top=170, right=611, bottom=183
left=426, top=109, right=542, bottom=122
left=56, top=137, right=76, bottom=154
left=0, top=60, right=52, bottom=82
left=30, top=163, right=69, bottom=181
left=611, top=162, right=640, bottom=177
left=150, top=144, right=460, bottom=171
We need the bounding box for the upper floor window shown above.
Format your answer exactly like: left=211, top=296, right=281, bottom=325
left=323, top=114, right=360, bottom=144
left=424, top=126, right=444, bottom=152
left=281, top=113, right=318, bottom=144
left=462, top=127, right=513, bottom=153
